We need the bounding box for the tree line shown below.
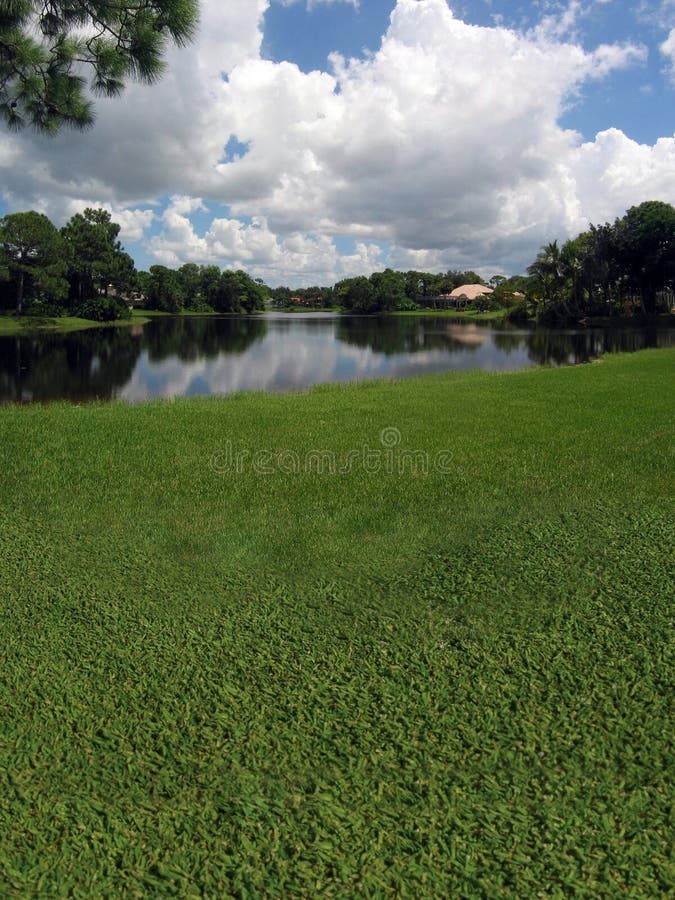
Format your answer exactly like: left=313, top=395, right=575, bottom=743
left=0, top=209, right=268, bottom=318
left=0, top=208, right=136, bottom=319
left=2, top=200, right=672, bottom=322
left=268, top=269, right=530, bottom=314
left=138, top=264, right=267, bottom=314
left=0, top=207, right=509, bottom=319
left=317, top=201, right=674, bottom=320
left=270, top=202, right=674, bottom=320
left=525, top=201, right=674, bottom=321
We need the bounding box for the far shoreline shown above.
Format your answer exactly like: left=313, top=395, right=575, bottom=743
left=1, top=306, right=673, bottom=337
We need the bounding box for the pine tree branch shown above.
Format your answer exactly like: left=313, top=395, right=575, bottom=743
left=0, top=0, right=198, bottom=131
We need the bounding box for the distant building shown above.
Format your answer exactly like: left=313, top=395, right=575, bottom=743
left=449, top=284, right=494, bottom=302
left=429, top=284, right=494, bottom=309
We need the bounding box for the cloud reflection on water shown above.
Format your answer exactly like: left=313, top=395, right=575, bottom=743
left=1, top=314, right=672, bottom=404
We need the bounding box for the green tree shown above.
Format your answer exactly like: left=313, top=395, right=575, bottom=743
left=238, top=271, right=267, bottom=313
left=319, top=285, right=335, bottom=307
left=457, top=270, right=485, bottom=286
left=270, top=285, right=292, bottom=307
left=335, top=276, right=376, bottom=313
left=147, top=264, right=185, bottom=312
left=0, top=0, right=199, bottom=132
left=443, top=270, right=485, bottom=291
left=560, top=236, right=587, bottom=316
left=404, top=271, right=426, bottom=302
left=61, top=208, right=127, bottom=304
left=214, top=269, right=266, bottom=314
left=527, top=241, right=565, bottom=304
left=526, top=201, right=675, bottom=322
left=199, top=265, right=221, bottom=309
left=178, top=263, right=202, bottom=308
left=585, top=222, right=623, bottom=311
left=135, top=269, right=151, bottom=300
left=215, top=270, right=244, bottom=313
left=370, top=268, right=406, bottom=310
left=490, top=274, right=535, bottom=312
left=0, top=211, right=67, bottom=314
left=108, top=250, right=136, bottom=297
left=614, top=201, right=675, bottom=315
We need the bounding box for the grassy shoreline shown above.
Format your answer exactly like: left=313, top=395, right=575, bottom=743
left=3, top=307, right=671, bottom=335
left=0, top=308, right=264, bottom=335
left=132, top=308, right=249, bottom=318
left=273, top=307, right=507, bottom=319
left=0, top=311, right=153, bottom=335
left=392, top=307, right=506, bottom=319
left=0, top=307, right=326, bottom=335
left=1, top=350, right=673, bottom=895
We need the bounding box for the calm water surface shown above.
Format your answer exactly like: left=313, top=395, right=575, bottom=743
left=1, top=313, right=673, bottom=404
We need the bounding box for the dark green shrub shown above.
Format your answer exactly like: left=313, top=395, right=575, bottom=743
left=75, top=296, right=131, bottom=321
left=505, top=300, right=533, bottom=323
left=396, top=299, right=419, bottom=311
left=184, top=298, right=215, bottom=313
left=23, top=297, right=66, bottom=317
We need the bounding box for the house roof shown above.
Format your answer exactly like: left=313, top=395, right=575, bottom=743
left=449, top=284, right=494, bottom=299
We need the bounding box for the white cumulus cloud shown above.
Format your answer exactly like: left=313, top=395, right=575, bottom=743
left=0, top=0, right=673, bottom=284
left=661, top=27, right=675, bottom=83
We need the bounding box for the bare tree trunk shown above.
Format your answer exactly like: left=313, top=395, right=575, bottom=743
left=639, top=284, right=656, bottom=316
left=15, top=336, right=22, bottom=402
left=16, top=268, right=24, bottom=316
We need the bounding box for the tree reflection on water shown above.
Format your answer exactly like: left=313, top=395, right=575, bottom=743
left=0, top=315, right=672, bottom=404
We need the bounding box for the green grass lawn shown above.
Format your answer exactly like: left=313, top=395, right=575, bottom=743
left=392, top=307, right=507, bottom=319
left=1, top=350, right=673, bottom=895
left=271, top=306, right=340, bottom=313
left=131, top=308, right=240, bottom=318
left=0, top=308, right=250, bottom=336
left=0, top=309, right=280, bottom=335
left=0, top=312, right=152, bottom=336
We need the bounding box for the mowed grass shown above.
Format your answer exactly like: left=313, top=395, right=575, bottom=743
left=0, top=313, right=152, bottom=336
left=0, top=350, right=673, bottom=896
left=392, top=307, right=506, bottom=319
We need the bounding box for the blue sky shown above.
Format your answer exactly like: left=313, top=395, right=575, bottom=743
left=262, top=0, right=673, bottom=143
left=1, top=0, right=674, bottom=284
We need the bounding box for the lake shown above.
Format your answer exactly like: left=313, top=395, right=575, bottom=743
left=1, top=313, right=673, bottom=404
